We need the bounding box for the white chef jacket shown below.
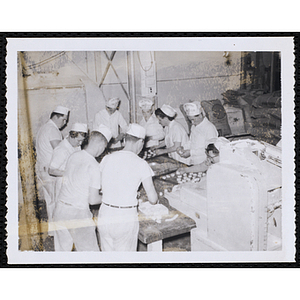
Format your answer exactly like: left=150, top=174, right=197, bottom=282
left=98, top=150, right=154, bottom=251
left=49, top=138, right=80, bottom=201
left=139, top=113, right=165, bottom=148
left=36, top=119, right=63, bottom=170
left=189, top=117, right=218, bottom=165
left=99, top=150, right=154, bottom=207
left=93, top=109, right=128, bottom=148
left=58, top=150, right=101, bottom=209
left=35, top=119, right=63, bottom=229
left=164, top=120, right=190, bottom=164
left=53, top=150, right=100, bottom=251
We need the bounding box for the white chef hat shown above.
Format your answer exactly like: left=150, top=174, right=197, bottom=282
left=53, top=105, right=70, bottom=115
left=183, top=101, right=202, bottom=117
left=71, top=123, right=88, bottom=133
left=126, top=123, right=146, bottom=139
left=146, top=123, right=162, bottom=137
left=161, top=104, right=177, bottom=118
left=139, top=98, right=154, bottom=111
left=106, top=97, right=120, bottom=109
left=92, top=124, right=112, bottom=142
left=206, top=137, right=230, bottom=151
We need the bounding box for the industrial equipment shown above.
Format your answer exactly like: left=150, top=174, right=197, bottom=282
left=165, top=139, right=282, bottom=251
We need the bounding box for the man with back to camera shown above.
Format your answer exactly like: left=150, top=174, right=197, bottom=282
left=35, top=105, right=70, bottom=232
left=97, top=123, right=158, bottom=251
left=52, top=124, right=112, bottom=251
left=177, top=101, right=218, bottom=165
left=93, top=97, right=128, bottom=148
left=48, top=122, right=88, bottom=202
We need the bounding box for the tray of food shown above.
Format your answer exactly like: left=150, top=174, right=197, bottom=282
left=159, top=171, right=206, bottom=184
left=141, top=149, right=156, bottom=160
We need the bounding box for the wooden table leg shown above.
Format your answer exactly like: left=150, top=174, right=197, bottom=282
left=147, top=240, right=163, bottom=251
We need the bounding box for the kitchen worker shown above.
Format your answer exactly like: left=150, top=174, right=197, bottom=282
left=97, top=123, right=158, bottom=251
left=52, top=124, right=112, bottom=251
left=48, top=122, right=88, bottom=202
left=93, top=97, right=128, bottom=149
left=138, top=98, right=165, bottom=148
left=177, top=137, right=230, bottom=174
left=152, top=104, right=190, bottom=164
left=35, top=105, right=70, bottom=233
left=177, top=101, right=218, bottom=165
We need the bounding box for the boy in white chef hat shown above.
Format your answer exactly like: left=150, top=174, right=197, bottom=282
left=106, top=97, right=120, bottom=110
left=49, top=105, right=70, bottom=131
left=93, top=97, right=128, bottom=148
left=70, top=122, right=88, bottom=134
left=126, top=123, right=146, bottom=138
left=139, top=98, right=165, bottom=148
left=52, top=124, right=112, bottom=251
left=177, top=100, right=218, bottom=165
left=97, top=123, right=158, bottom=251
left=49, top=122, right=88, bottom=201
left=49, top=123, right=88, bottom=176
left=153, top=104, right=190, bottom=164
left=35, top=105, right=70, bottom=235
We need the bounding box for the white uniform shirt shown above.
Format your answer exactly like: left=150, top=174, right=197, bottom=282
left=49, top=138, right=81, bottom=201
left=164, top=120, right=190, bottom=164
left=36, top=119, right=62, bottom=169
left=100, top=151, right=154, bottom=207
left=93, top=109, right=128, bottom=147
left=139, top=114, right=165, bottom=148
left=58, top=150, right=101, bottom=210
left=49, top=138, right=79, bottom=171
left=190, top=117, right=218, bottom=165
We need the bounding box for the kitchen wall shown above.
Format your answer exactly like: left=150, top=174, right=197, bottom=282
left=21, top=51, right=132, bottom=143
left=20, top=50, right=242, bottom=143
left=155, top=51, right=241, bottom=106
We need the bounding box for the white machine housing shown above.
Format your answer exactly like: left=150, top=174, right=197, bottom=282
left=166, top=139, right=282, bottom=251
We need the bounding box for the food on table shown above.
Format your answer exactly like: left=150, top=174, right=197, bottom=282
left=175, top=171, right=203, bottom=184
left=160, top=170, right=204, bottom=184
left=142, top=149, right=156, bottom=160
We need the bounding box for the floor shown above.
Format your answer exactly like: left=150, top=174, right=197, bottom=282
left=41, top=232, right=191, bottom=252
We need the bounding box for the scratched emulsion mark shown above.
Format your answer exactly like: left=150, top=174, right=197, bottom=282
left=18, top=52, right=44, bottom=251
left=23, top=51, right=68, bottom=74
left=18, top=139, right=43, bottom=251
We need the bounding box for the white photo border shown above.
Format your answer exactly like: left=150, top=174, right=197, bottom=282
left=6, top=36, right=296, bottom=264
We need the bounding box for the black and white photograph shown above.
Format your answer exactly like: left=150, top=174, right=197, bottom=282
left=5, top=37, right=295, bottom=264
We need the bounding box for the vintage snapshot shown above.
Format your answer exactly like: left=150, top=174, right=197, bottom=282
left=6, top=37, right=295, bottom=264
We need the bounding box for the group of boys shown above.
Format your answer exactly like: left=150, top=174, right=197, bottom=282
left=35, top=97, right=226, bottom=252
left=36, top=102, right=157, bottom=252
